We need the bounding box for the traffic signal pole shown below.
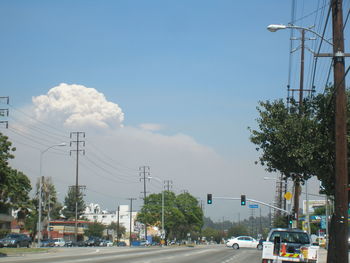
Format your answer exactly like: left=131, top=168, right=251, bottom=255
left=209, top=195, right=290, bottom=214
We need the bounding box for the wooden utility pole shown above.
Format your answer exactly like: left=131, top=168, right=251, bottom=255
left=139, top=166, right=150, bottom=241
left=127, top=198, right=136, bottom=246
left=332, top=0, right=348, bottom=262
left=116, top=205, right=120, bottom=244
left=70, top=132, right=85, bottom=242
left=292, top=28, right=305, bottom=223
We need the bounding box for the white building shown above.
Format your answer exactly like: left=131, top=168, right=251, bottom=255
left=302, top=200, right=326, bottom=214
left=83, top=203, right=137, bottom=233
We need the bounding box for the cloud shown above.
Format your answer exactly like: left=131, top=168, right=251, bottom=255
left=32, top=83, right=124, bottom=129
left=139, top=123, right=164, bottom=132
left=7, top=83, right=283, bottom=221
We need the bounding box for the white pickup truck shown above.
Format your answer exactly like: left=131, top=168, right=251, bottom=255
left=262, top=228, right=319, bottom=263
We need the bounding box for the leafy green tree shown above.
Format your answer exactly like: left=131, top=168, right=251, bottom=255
left=24, top=177, right=63, bottom=239
left=84, top=222, right=105, bottom=238
left=227, top=224, right=249, bottom=237
left=0, top=133, right=31, bottom=212
left=249, top=98, right=317, bottom=183
left=33, top=177, right=62, bottom=220
left=137, top=191, right=203, bottom=240
left=250, top=87, right=350, bottom=197
left=174, top=193, right=204, bottom=237
left=61, top=187, right=85, bottom=220
left=201, top=227, right=222, bottom=243
left=107, top=222, right=126, bottom=239
left=23, top=201, right=38, bottom=239
left=273, top=215, right=288, bottom=228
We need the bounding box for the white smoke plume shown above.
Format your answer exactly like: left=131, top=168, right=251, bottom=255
left=32, top=83, right=124, bottom=129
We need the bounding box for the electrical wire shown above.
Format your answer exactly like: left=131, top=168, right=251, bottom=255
left=311, top=2, right=332, bottom=93
left=81, top=155, right=139, bottom=184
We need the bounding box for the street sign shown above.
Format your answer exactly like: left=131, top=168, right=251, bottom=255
left=249, top=204, right=259, bottom=208
left=320, top=216, right=327, bottom=229
left=284, top=192, right=292, bottom=200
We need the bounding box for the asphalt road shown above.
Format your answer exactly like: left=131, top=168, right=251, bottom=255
left=0, top=245, right=262, bottom=263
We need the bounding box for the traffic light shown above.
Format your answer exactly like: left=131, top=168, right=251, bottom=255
left=288, top=214, right=293, bottom=226
left=288, top=213, right=295, bottom=226
left=240, top=195, right=246, bottom=206
left=207, top=194, right=212, bottom=204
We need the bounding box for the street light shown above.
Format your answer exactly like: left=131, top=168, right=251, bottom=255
left=38, top=143, right=66, bottom=247
left=269, top=8, right=348, bottom=259
left=267, top=24, right=334, bottom=46
left=148, top=176, right=165, bottom=243
left=267, top=23, right=336, bottom=224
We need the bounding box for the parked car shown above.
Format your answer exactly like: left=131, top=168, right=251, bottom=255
left=53, top=238, right=66, bottom=247
left=226, top=236, right=259, bottom=249
left=99, top=240, right=113, bottom=247
left=85, top=237, right=102, bottom=246
left=0, top=233, right=31, bottom=248
left=41, top=239, right=55, bottom=247
left=139, top=240, right=150, bottom=246
left=65, top=240, right=85, bottom=247
left=117, top=241, right=127, bottom=246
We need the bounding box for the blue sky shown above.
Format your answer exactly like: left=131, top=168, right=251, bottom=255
left=0, top=0, right=293, bottom=153
left=0, top=1, right=339, bottom=221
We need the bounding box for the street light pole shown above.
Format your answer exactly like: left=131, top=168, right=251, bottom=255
left=38, top=143, right=66, bottom=247
left=268, top=7, right=349, bottom=260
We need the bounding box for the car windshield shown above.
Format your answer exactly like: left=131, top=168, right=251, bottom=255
left=6, top=234, right=19, bottom=239
left=269, top=231, right=310, bottom=244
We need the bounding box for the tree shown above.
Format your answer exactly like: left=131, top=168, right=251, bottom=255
left=0, top=133, right=31, bottom=212
left=33, top=177, right=63, bottom=220
left=84, top=222, right=105, bottom=238
left=201, top=227, right=222, bottom=243
left=249, top=98, right=317, bottom=183
left=24, top=177, right=63, bottom=239
left=61, top=187, right=85, bottom=220
left=249, top=87, right=350, bottom=197
left=107, top=222, right=126, bottom=239
left=227, top=224, right=249, bottom=237
left=174, top=193, right=204, bottom=237
left=136, top=191, right=203, bottom=240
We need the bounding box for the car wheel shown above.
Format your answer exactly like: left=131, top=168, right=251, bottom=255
left=257, top=244, right=263, bottom=250
left=232, top=243, right=239, bottom=249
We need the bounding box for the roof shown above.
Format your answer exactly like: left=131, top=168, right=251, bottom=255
left=269, top=228, right=307, bottom=233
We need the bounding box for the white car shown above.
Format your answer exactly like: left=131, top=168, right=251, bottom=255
left=53, top=238, right=66, bottom=247
left=226, top=236, right=259, bottom=249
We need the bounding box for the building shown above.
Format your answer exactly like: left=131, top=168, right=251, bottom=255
left=47, top=220, right=91, bottom=241
left=83, top=203, right=137, bottom=233
left=0, top=208, right=13, bottom=233
left=302, top=200, right=326, bottom=214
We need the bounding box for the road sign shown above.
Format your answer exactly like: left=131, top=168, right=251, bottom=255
left=284, top=192, right=292, bottom=200
left=249, top=204, right=259, bottom=208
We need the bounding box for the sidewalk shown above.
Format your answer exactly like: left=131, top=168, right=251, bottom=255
left=318, top=249, right=327, bottom=263
left=317, top=248, right=350, bottom=263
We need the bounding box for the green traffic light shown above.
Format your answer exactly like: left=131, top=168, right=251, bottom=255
left=240, top=195, right=246, bottom=206
left=207, top=194, right=212, bottom=204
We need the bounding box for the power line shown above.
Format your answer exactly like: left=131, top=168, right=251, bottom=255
left=311, top=2, right=332, bottom=92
